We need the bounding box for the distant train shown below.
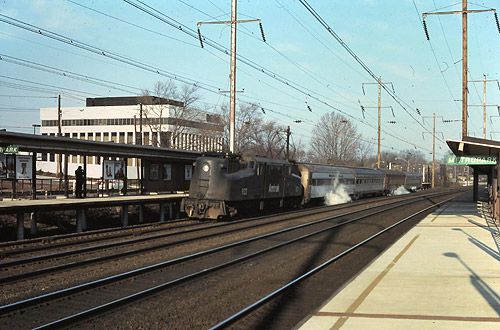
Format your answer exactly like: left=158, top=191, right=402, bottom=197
left=182, top=154, right=422, bottom=220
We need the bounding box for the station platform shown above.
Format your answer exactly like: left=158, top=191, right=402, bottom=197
left=299, top=192, right=500, bottom=329
left=0, top=193, right=187, bottom=240
left=0, top=193, right=187, bottom=215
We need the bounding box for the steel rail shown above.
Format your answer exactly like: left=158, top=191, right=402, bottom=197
left=4, top=192, right=458, bottom=328
left=0, top=190, right=448, bottom=267
left=0, top=204, right=327, bottom=266
left=0, top=191, right=446, bottom=311
left=0, top=218, right=194, bottom=256
left=209, top=196, right=456, bottom=329
left=0, top=191, right=449, bottom=284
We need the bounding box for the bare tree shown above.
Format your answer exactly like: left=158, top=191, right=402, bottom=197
left=219, top=103, right=264, bottom=153
left=247, top=120, right=288, bottom=158
left=140, top=81, right=204, bottom=148
left=289, top=137, right=308, bottom=162
left=357, top=141, right=374, bottom=167
left=310, top=112, right=363, bottom=165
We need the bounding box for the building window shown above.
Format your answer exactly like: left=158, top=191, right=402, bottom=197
left=119, top=132, right=125, bottom=144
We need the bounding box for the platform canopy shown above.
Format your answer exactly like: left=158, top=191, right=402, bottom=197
left=447, top=136, right=500, bottom=174
left=0, top=131, right=200, bottom=161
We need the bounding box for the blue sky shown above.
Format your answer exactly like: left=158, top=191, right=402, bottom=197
left=0, top=0, right=499, bottom=160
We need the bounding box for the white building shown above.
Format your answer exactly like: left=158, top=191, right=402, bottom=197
left=39, top=96, right=224, bottom=178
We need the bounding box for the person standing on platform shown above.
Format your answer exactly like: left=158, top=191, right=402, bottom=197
left=75, top=166, right=85, bottom=198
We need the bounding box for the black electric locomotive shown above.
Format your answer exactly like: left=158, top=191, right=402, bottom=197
left=182, top=154, right=303, bottom=219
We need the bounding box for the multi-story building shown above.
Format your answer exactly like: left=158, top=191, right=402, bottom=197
left=39, top=96, right=224, bottom=178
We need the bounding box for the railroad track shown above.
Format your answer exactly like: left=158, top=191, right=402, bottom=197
left=0, top=217, right=198, bottom=257
left=0, top=189, right=461, bottom=329
left=0, top=190, right=452, bottom=286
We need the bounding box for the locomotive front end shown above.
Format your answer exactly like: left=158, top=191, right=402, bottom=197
left=182, top=156, right=232, bottom=219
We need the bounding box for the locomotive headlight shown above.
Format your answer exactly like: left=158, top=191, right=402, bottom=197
left=202, top=163, right=210, bottom=172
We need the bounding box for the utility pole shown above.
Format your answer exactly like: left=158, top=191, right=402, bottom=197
left=422, top=2, right=499, bottom=139
left=57, top=94, right=62, bottom=182
left=462, top=0, right=468, bottom=139
left=432, top=113, right=436, bottom=188
left=285, top=126, right=291, bottom=160
left=482, top=74, right=486, bottom=138
left=229, top=0, right=237, bottom=154
left=197, top=0, right=265, bottom=153
left=469, top=76, right=500, bottom=139
left=361, top=78, right=395, bottom=168
left=377, top=77, right=381, bottom=168
left=138, top=103, right=143, bottom=193
left=422, top=114, right=445, bottom=189
left=139, top=103, right=143, bottom=145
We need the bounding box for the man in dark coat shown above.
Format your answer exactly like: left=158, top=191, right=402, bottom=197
left=75, top=166, right=85, bottom=198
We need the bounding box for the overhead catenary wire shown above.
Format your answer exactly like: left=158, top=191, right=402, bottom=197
left=0, top=12, right=315, bottom=123
left=123, top=0, right=436, bottom=152
left=8, top=2, right=432, bottom=153
left=0, top=54, right=140, bottom=95
left=0, top=13, right=221, bottom=94
left=0, top=3, right=440, bottom=155
left=297, top=0, right=440, bottom=141
left=0, top=74, right=101, bottom=98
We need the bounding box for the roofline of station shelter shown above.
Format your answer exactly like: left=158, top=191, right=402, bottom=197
left=0, top=131, right=200, bottom=161
left=446, top=136, right=500, bottom=222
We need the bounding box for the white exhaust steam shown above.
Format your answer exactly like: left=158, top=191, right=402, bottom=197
left=393, top=185, right=410, bottom=195
left=324, top=172, right=352, bottom=205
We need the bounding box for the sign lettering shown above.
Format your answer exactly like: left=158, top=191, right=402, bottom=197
left=0, top=145, right=19, bottom=154
left=446, top=155, right=497, bottom=165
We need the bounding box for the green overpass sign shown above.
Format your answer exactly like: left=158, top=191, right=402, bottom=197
left=446, top=155, right=497, bottom=165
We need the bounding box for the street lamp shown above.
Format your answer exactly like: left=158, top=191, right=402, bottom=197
left=32, top=124, right=41, bottom=135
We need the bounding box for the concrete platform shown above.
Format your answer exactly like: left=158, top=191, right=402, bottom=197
left=0, top=193, right=188, bottom=239
left=299, top=192, right=500, bottom=329
left=0, top=193, right=187, bottom=214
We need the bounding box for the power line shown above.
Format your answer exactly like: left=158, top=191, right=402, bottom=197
left=297, top=0, right=438, bottom=140
left=51, top=1, right=433, bottom=152
left=0, top=54, right=140, bottom=95
left=0, top=74, right=100, bottom=98
left=0, top=4, right=437, bottom=154
left=274, top=0, right=369, bottom=81
left=0, top=95, right=58, bottom=99
left=66, top=0, right=199, bottom=48
left=0, top=13, right=222, bottom=94
left=122, top=0, right=376, bottom=119
left=184, top=0, right=360, bottom=106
